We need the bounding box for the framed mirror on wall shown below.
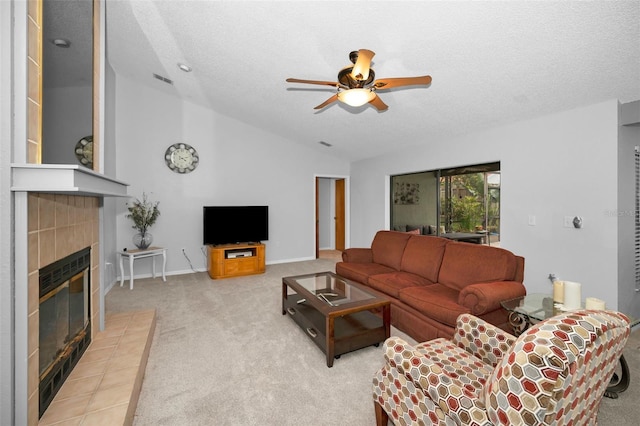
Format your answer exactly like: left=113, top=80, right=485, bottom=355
left=41, top=0, right=94, bottom=169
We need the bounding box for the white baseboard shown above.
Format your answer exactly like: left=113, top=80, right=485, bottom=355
left=113, top=268, right=207, bottom=289
left=266, top=256, right=315, bottom=265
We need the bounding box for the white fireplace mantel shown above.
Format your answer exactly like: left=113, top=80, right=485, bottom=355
left=10, top=164, right=129, bottom=196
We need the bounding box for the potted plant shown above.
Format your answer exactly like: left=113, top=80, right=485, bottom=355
left=126, top=193, right=160, bottom=249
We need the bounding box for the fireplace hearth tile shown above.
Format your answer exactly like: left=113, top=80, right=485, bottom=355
left=79, top=346, right=115, bottom=364
left=38, top=394, right=92, bottom=425
left=92, top=326, right=127, bottom=340
left=86, top=382, right=133, bottom=412
left=100, top=366, right=138, bottom=390
left=86, top=335, right=120, bottom=350
left=38, top=309, right=155, bottom=426
left=54, top=374, right=102, bottom=400
left=67, top=360, right=108, bottom=381
left=81, top=402, right=129, bottom=425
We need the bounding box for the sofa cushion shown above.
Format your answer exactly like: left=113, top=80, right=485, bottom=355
left=335, top=262, right=395, bottom=285
left=399, top=284, right=469, bottom=327
left=400, top=235, right=448, bottom=282
left=406, top=225, right=422, bottom=233
left=368, top=272, right=435, bottom=298
left=438, top=242, right=517, bottom=291
left=371, top=231, right=412, bottom=270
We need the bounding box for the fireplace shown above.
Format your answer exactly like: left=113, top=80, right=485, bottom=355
left=38, top=247, right=92, bottom=417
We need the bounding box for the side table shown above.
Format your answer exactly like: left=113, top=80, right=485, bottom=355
left=118, top=246, right=167, bottom=290
left=501, top=293, right=638, bottom=399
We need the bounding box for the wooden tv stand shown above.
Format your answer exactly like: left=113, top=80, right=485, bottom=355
left=207, top=243, right=265, bottom=279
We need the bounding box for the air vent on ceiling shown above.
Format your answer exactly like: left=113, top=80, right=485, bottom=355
left=153, top=73, right=173, bottom=85
left=318, top=141, right=332, bottom=147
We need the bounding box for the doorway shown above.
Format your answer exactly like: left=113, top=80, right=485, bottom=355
left=316, top=177, right=347, bottom=259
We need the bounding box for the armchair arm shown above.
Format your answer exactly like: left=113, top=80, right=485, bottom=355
left=458, top=280, right=526, bottom=315
left=383, top=337, right=490, bottom=425
left=453, top=314, right=516, bottom=368
left=341, top=248, right=373, bottom=263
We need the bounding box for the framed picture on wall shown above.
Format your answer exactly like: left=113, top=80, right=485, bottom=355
left=394, top=182, right=420, bottom=204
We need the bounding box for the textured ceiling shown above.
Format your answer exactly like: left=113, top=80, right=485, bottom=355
left=43, top=0, right=93, bottom=89
left=105, top=0, right=640, bottom=162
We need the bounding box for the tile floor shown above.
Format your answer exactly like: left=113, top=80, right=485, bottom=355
left=38, top=309, right=156, bottom=426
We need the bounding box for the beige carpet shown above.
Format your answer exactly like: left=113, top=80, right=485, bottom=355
left=105, top=258, right=640, bottom=425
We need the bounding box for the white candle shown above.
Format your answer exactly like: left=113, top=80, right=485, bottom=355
left=563, top=281, right=582, bottom=310
left=553, top=281, right=564, bottom=303
left=585, top=297, right=606, bottom=310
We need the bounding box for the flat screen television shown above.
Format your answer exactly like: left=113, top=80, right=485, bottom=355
left=203, top=206, right=269, bottom=245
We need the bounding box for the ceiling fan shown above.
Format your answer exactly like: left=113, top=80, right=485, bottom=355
left=286, top=49, right=432, bottom=111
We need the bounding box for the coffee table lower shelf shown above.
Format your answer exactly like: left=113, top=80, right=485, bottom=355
left=283, top=292, right=389, bottom=367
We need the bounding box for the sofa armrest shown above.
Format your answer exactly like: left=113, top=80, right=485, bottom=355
left=458, top=280, right=527, bottom=315
left=383, top=337, right=490, bottom=424
left=341, top=248, right=373, bottom=263
left=452, top=314, right=516, bottom=368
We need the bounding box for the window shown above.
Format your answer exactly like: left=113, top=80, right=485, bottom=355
left=391, top=162, right=500, bottom=245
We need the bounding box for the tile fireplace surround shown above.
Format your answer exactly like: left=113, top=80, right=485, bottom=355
left=27, top=194, right=101, bottom=423
left=25, top=193, right=151, bottom=425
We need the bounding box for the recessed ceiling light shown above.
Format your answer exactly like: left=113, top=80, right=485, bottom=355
left=51, top=38, right=71, bottom=48
left=177, top=63, right=192, bottom=72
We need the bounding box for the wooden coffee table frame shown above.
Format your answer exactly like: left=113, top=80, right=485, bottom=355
left=282, top=272, right=390, bottom=367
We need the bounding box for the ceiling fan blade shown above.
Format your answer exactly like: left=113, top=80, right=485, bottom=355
left=351, top=49, right=375, bottom=81
left=373, top=75, right=432, bottom=90
left=314, top=94, right=339, bottom=110
left=368, top=94, right=388, bottom=111
left=286, top=78, right=339, bottom=87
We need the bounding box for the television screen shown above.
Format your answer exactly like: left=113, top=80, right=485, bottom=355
left=203, top=206, right=269, bottom=245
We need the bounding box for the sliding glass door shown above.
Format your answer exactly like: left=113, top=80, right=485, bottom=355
left=391, top=162, right=500, bottom=245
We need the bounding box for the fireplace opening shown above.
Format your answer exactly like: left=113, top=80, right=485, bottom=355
left=38, top=247, right=91, bottom=418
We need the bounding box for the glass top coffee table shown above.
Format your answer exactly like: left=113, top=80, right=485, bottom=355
left=282, top=271, right=390, bottom=367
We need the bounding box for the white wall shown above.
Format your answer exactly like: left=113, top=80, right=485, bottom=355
left=42, top=86, right=93, bottom=164
left=350, top=100, right=633, bottom=311
left=0, top=0, right=15, bottom=421
left=113, top=75, right=350, bottom=274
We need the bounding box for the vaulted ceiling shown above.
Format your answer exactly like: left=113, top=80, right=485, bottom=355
left=105, top=1, right=640, bottom=162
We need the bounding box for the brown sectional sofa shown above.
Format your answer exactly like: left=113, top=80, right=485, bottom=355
left=335, top=230, right=526, bottom=342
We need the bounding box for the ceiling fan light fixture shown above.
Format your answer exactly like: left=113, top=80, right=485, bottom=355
left=337, top=88, right=375, bottom=107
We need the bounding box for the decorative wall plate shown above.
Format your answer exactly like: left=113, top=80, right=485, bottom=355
left=164, top=142, right=199, bottom=173
left=74, top=135, right=93, bottom=168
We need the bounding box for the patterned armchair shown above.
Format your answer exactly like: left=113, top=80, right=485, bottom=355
left=373, top=310, right=630, bottom=425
